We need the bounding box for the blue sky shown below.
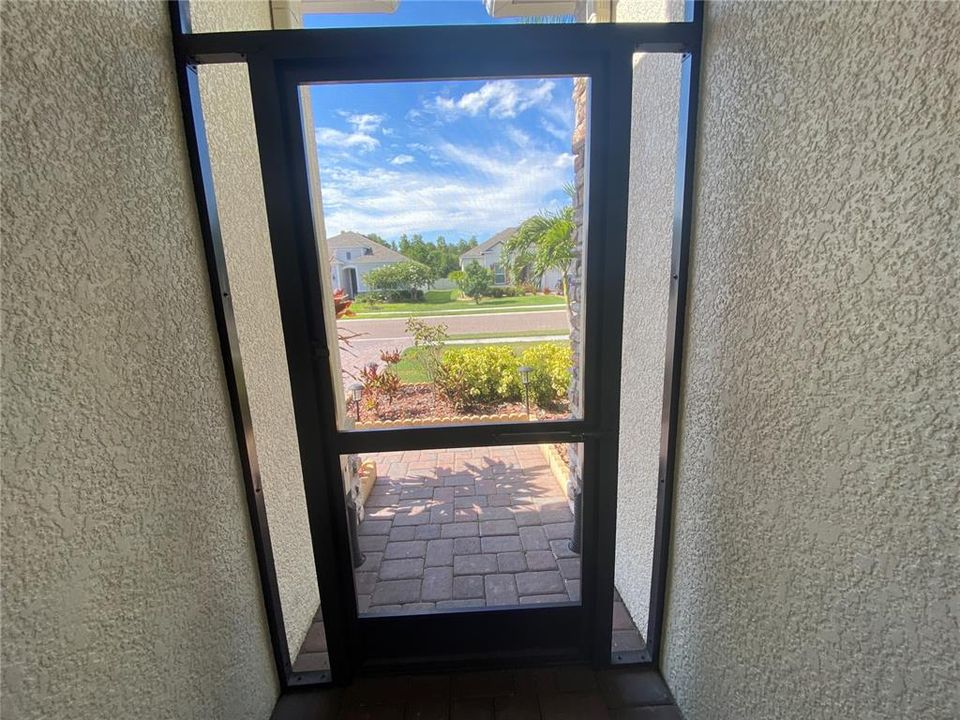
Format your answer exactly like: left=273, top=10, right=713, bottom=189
left=303, top=2, right=575, bottom=244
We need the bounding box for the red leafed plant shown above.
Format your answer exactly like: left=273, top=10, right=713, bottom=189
left=358, top=355, right=402, bottom=415
left=333, top=288, right=363, bottom=352
left=379, top=348, right=402, bottom=365
left=333, top=288, right=353, bottom=319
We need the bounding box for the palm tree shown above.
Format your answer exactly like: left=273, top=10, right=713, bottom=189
left=504, top=204, right=575, bottom=306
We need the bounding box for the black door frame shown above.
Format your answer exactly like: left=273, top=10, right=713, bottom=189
left=170, top=0, right=703, bottom=689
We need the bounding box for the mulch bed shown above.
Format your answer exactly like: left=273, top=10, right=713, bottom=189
left=353, top=383, right=570, bottom=423
left=553, top=442, right=570, bottom=464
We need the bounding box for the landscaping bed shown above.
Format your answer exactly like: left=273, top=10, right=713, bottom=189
left=392, top=341, right=567, bottom=384
left=355, top=383, right=570, bottom=424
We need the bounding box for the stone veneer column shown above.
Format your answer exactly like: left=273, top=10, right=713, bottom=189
left=566, top=1, right=613, bottom=507
left=566, top=74, right=588, bottom=504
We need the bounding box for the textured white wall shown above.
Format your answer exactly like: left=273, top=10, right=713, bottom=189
left=663, top=3, right=960, bottom=719
left=194, top=1, right=321, bottom=662
left=614, top=0, right=683, bottom=643
left=190, top=0, right=266, bottom=31
left=0, top=2, right=277, bottom=718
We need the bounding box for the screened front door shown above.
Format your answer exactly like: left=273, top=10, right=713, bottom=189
left=246, top=33, right=625, bottom=676
left=174, top=12, right=702, bottom=682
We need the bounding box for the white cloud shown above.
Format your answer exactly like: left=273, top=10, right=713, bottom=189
left=504, top=126, right=532, bottom=148
left=390, top=154, right=415, bottom=165
left=317, top=138, right=573, bottom=238
left=314, top=127, right=379, bottom=152
left=540, top=118, right=570, bottom=142
left=406, top=142, right=447, bottom=164
left=429, top=79, right=556, bottom=119
left=342, top=112, right=385, bottom=133
left=314, top=112, right=388, bottom=153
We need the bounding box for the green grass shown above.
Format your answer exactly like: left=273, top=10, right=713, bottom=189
left=392, top=341, right=569, bottom=384
left=391, top=347, right=434, bottom=383
left=346, top=289, right=565, bottom=318
left=447, top=329, right=569, bottom=341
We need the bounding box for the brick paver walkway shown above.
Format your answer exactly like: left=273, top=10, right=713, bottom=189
left=355, top=445, right=580, bottom=613
left=292, top=445, right=645, bottom=671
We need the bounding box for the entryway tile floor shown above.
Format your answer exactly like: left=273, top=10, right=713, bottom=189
left=293, top=608, right=330, bottom=674
left=272, top=666, right=682, bottom=719
left=612, top=590, right=646, bottom=658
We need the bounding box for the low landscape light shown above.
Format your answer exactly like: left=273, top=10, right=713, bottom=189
left=349, top=382, right=363, bottom=422
left=518, top=365, right=532, bottom=384
left=518, top=366, right=532, bottom=418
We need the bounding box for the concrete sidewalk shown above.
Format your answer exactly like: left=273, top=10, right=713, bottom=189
left=345, top=305, right=566, bottom=319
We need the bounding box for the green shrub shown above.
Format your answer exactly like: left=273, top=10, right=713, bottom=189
left=519, top=343, right=572, bottom=408
left=404, top=317, right=448, bottom=389
left=363, top=261, right=435, bottom=301
left=354, top=292, right=379, bottom=306
left=453, top=261, right=494, bottom=304
left=436, top=342, right=571, bottom=411
left=363, top=288, right=425, bottom=302
left=437, top=345, right=521, bottom=410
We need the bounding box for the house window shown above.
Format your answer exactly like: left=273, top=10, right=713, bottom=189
left=492, top=263, right=506, bottom=285
left=346, top=251, right=351, bottom=260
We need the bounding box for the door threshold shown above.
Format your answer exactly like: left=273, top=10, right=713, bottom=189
left=272, top=664, right=678, bottom=720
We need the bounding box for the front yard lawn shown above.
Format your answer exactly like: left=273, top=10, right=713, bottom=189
left=347, top=289, right=565, bottom=318
left=447, top=329, right=568, bottom=342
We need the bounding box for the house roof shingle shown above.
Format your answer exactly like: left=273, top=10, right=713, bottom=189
left=459, top=227, right=518, bottom=260
left=327, top=231, right=410, bottom=264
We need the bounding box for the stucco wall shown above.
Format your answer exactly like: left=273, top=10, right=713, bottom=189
left=614, top=0, right=684, bottom=640
left=194, top=2, right=321, bottom=661
left=1, top=2, right=277, bottom=718
left=663, top=3, right=960, bottom=718
left=190, top=0, right=267, bottom=32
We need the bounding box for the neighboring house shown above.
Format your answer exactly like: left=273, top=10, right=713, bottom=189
left=326, top=231, right=410, bottom=297
left=459, top=227, right=563, bottom=291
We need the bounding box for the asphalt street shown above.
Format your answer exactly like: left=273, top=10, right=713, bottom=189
left=336, top=308, right=568, bottom=378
